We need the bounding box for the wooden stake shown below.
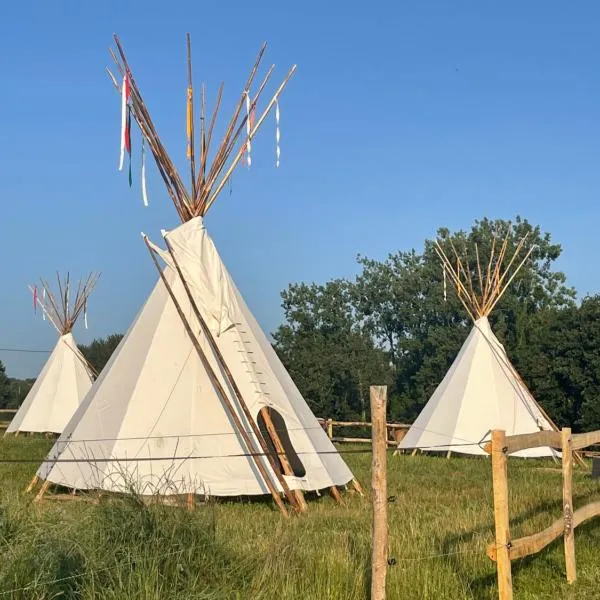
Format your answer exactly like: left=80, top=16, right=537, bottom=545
left=562, top=427, right=576, bottom=583
left=186, top=492, right=195, bottom=512
left=327, top=418, right=333, bottom=439
left=34, top=480, right=51, bottom=504
left=143, top=237, right=289, bottom=517
left=329, top=485, right=343, bottom=504
left=259, top=406, right=308, bottom=512
left=351, top=478, right=365, bottom=496
left=160, top=236, right=300, bottom=513
left=491, top=430, right=513, bottom=600
left=25, top=475, right=39, bottom=494
left=370, top=385, right=388, bottom=600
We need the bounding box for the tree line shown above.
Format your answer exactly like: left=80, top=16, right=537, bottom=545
left=273, top=216, right=600, bottom=432
left=2, top=216, right=600, bottom=432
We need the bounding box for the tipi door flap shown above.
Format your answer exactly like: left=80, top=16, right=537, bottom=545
left=256, top=407, right=306, bottom=479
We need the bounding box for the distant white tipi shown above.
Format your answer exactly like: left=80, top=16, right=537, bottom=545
left=399, top=233, right=558, bottom=458
left=33, top=36, right=356, bottom=514
left=6, top=273, right=99, bottom=436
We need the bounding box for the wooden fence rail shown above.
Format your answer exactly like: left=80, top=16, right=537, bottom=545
left=316, top=418, right=410, bottom=446
left=486, top=427, right=600, bottom=600
left=0, top=409, right=16, bottom=430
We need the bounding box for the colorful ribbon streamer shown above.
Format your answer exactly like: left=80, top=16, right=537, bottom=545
left=119, top=75, right=130, bottom=171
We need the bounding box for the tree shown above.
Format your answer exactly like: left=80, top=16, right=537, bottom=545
left=0, top=360, right=10, bottom=409
left=519, top=296, right=600, bottom=431
left=79, top=334, right=124, bottom=373
left=277, top=216, right=575, bottom=424
left=273, top=280, right=393, bottom=420
left=6, top=377, right=35, bottom=409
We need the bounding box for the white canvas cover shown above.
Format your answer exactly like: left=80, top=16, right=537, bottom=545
left=399, top=317, right=556, bottom=457
left=6, top=333, right=93, bottom=434
left=38, top=217, right=354, bottom=496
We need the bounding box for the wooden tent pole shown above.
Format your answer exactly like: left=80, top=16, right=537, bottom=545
left=186, top=33, right=197, bottom=200
left=161, top=236, right=301, bottom=512
left=203, top=64, right=297, bottom=213
left=351, top=478, right=365, bottom=496
left=25, top=475, right=39, bottom=493
left=259, top=407, right=308, bottom=512
left=329, top=484, right=343, bottom=504
left=34, top=480, right=51, bottom=503
left=186, top=492, right=195, bottom=512
left=143, top=237, right=289, bottom=517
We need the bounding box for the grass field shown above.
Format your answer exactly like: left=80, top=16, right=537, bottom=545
left=0, top=438, right=599, bottom=599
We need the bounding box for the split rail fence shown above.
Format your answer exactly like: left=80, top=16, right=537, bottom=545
left=486, top=427, right=600, bottom=600
left=317, top=417, right=410, bottom=446
left=0, top=409, right=16, bottom=430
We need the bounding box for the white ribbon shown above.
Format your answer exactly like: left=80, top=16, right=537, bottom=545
left=275, top=98, right=280, bottom=168
left=245, top=91, right=252, bottom=168
left=141, top=137, right=149, bottom=206
left=84, top=301, right=88, bottom=330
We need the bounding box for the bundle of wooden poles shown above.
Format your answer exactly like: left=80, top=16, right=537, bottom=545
left=434, top=231, right=534, bottom=321
left=107, top=34, right=296, bottom=221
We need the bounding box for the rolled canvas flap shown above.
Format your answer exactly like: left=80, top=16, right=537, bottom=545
left=155, top=217, right=238, bottom=337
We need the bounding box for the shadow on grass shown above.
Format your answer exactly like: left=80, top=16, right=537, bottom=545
left=438, top=487, right=600, bottom=599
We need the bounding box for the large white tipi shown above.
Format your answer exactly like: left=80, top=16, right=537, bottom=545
left=6, top=274, right=98, bottom=436
left=399, top=234, right=558, bottom=458
left=34, top=36, right=355, bottom=514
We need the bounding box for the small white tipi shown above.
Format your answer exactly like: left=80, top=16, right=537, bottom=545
left=34, top=36, right=355, bottom=513
left=399, top=234, right=558, bottom=458
left=6, top=274, right=98, bottom=436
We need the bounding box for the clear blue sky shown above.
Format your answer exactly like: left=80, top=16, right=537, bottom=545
left=1, top=1, right=599, bottom=378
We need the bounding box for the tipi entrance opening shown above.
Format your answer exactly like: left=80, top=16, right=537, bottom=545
left=258, top=407, right=306, bottom=478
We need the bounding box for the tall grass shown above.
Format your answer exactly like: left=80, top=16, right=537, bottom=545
left=0, top=438, right=599, bottom=599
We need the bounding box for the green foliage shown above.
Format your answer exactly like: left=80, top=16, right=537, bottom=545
left=0, top=363, right=31, bottom=410
left=5, top=378, right=34, bottom=409
left=0, top=361, right=10, bottom=409
left=515, top=296, right=600, bottom=431
left=273, top=215, right=600, bottom=429
left=79, top=334, right=124, bottom=373
left=273, top=280, right=392, bottom=420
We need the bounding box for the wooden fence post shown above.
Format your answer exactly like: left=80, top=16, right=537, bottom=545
left=562, top=427, right=576, bottom=583
left=327, top=418, right=333, bottom=440
left=491, top=430, right=513, bottom=600
left=371, top=385, right=388, bottom=600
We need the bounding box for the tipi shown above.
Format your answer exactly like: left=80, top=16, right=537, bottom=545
left=398, top=233, right=559, bottom=458
left=33, top=36, right=355, bottom=514
left=6, top=273, right=98, bottom=436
